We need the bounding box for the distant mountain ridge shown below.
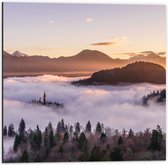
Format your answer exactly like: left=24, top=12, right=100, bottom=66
left=3, top=49, right=166, bottom=77
left=12, top=50, right=29, bottom=57
left=72, top=62, right=166, bottom=85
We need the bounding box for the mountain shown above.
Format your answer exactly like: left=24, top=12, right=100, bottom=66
left=3, top=50, right=123, bottom=77
left=129, top=52, right=165, bottom=67
left=12, top=50, right=28, bottom=57
left=3, top=50, right=166, bottom=77
left=64, top=49, right=112, bottom=61
left=55, top=49, right=124, bottom=73
left=72, top=62, right=166, bottom=85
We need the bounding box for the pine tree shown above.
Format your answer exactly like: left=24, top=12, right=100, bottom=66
left=31, top=125, right=42, bottom=150
left=47, top=122, right=55, bottom=148
left=73, top=132, right=78, bottom=141
left=63, top=132, right=69, bottom=144
left=75, top=122, right=80, bottom=135
left=100, top=132, right=107, bottom=143
left=19, top=118, right=26, bottom=135
left=44, top=147, right=50, bottom=159
left=85, top=121, right=91, bottom=133
left=78, top=132, right=88, bottom=151
left=3, top=126, right=7, bottom=136
left=58, top=145, right=64, bottom=156
left=89, top=146, right=102, bottom=161
left=43, top=127, right=49, bottom=148
left=64, top=124, right=68, bottom=132
left=117, top=136, right=124, bottom=145
left=128, top=129, right=134, bottom=138
left=20, top=150, right=29, bottom=162
left=148, top=127, right=163, bottom=151
left=8, top=123, right=15, bottom=137
left=36, top=125, right=42, bottom=149
left=56, top=121, right=62, bottom=134
left=55, top=132, right=61, bottom=143
left=96, top=122, right=102, bottom=134
left=69, top=125, right=73, bottom=136
left=109, top=147, right=123, bottom=161
left=157, top=125, right=162, bottom=135
left=48, top=122, right=53, bottom=132
left=49, top=129, right=55, bottom=148
left=61, top=119, right=65, bottom=132
left=30, top=133, right=36, bottom=151
left=13, top=134, right=21, bottom=152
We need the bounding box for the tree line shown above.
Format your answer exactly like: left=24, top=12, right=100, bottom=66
left=142, top=89, right=166, bottom=105
left=3, top=119, right=166, bottom=162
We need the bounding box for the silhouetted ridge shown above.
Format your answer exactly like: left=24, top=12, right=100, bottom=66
left=3, top=50, right=166, bottom=77
left=73, top=62, right=166, bottom=85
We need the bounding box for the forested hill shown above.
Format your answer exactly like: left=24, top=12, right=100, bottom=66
left=72, top=62, right=166, bottom=85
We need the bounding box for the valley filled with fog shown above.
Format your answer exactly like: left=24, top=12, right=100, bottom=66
left=4, top=75, right=165, bottom=132
left=3, top=75, right=166, bottom=157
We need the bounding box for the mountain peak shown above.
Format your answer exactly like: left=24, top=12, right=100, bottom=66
left=129, top=52, right=161, bottom=61
left=80, top=49, right=97, bottom=53
left=79, top=49, right=106, bottom=55
left=12, top=50, right=28, bottom=57
left=76, top=49, right=112, bottom=60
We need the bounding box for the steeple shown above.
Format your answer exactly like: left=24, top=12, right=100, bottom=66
left=43, top=91, right=46, bottom=105
left=30, top=91, right=63, bottom=108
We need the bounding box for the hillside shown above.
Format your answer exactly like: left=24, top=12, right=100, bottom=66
left=73, top=62, right=166, bottom=85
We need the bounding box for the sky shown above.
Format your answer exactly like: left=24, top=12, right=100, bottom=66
left=3, top=3, right=166, bottom=59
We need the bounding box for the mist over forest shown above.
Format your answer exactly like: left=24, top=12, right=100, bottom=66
left=4, top=75, right=166, bottom=132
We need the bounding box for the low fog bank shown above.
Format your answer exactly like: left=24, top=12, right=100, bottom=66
left=3, top=137, right=16, bottom=160
left=3, top=75, right=166, bottom=132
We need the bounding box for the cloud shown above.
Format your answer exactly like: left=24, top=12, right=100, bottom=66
left=48, top=20, right=54, bottom=24
left=3, top=75, right=166, bottom=157
left=4, top=75, right=165, bottom=132
left=90, top=36, right=129, bottom=47
left=85, top=17, right=94, bottom=23
left=91, top=42, right=115, bottom=46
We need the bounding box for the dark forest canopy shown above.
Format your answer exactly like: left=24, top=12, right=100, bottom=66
left=142, top=89, right=166, bottom=105
left=72, top=62, right=166, bottom=85
left=3, top=119, right=166, bottom=162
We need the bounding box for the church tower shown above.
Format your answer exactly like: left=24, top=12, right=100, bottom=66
left=43, top=91, right=46, bottom=105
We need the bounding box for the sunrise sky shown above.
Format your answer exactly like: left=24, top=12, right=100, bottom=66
left=3, top=3, right=166, bottom=59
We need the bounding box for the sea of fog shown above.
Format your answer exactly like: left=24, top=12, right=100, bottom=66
left=3, top=75, right=166, bottom=157
left=3, top=75, right=166, bottom=132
